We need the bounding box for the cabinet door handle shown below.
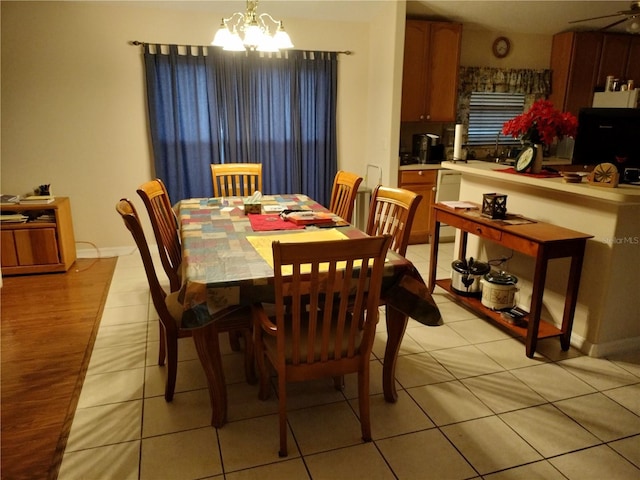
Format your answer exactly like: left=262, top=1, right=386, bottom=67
left=476, top=227, right=483, bottom=234
left=432, top=186, right=436, bottom=192
left=419, top=171, right=423, bottom=176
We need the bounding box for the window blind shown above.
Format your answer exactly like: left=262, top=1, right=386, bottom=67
left=467, top=92, right=525, bottom=146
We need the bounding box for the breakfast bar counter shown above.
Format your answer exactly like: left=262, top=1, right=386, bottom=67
left=440, top=160, right=640, bottom=204
left=438, top=161, right=640, bottom=357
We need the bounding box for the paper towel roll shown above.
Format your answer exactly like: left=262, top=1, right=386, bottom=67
left=454, top=124, right=464, bottom=160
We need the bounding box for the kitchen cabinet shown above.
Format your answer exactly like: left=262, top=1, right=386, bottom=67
left=597, top=33, right=632, bottom=87
left=550, top=31, right=640, bottom=116
left=549, top=31, right=602, bottom=116
left=625, top=35, right=640, bottom=87
left=1, top=197, right=76, bottom=275
left=401, top=20, right=462, bottom=122
left=398, top=168, right=437, bottom=244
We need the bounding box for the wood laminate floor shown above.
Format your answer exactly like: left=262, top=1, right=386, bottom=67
left=1, top=258, right=116, bottom=480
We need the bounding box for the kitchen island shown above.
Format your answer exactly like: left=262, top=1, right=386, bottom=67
left=438, top=160, right=640, bottom=357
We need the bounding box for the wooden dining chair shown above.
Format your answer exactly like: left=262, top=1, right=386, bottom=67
left=136, top=179, right=181, bottom=292
left=211, top=163, right=263, bottom=197
left=328, top=170, right=363, bottom=223
left=137, top=178, right=185, bottom=368
left=252, top=235, right=392, bottom=457
left=366, top=185, right=422, bottom=257
left=116, top=199, right=254, bottom=409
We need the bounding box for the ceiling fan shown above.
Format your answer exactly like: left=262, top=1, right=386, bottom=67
left=569, top=1, right=640, bottom=32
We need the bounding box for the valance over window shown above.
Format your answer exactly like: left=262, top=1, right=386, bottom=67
left=459, top=67, right=551, bottom=95
left=457, top=67, right=551, bottom=133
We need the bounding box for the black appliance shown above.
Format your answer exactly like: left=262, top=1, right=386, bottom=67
left=572, top=108, right=640, bottom=179
left=412, top=133, right=445, bottom=164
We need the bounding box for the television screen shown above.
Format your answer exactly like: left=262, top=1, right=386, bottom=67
left=572, top=108, right=640, bottom=171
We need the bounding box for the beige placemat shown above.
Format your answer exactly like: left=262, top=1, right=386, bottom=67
left=246, top=228, right=352, bottom=273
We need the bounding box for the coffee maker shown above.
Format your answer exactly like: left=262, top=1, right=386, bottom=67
left=412, top=133, right=445, bottom=164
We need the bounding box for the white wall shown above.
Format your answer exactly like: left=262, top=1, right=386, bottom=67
left=461, top=28, right=552, bottom=69
left=1, top=1, right=556, bottom=256
left=363, top=1, right=406, bottom=189
left=1, top=1, right=398, bottom=255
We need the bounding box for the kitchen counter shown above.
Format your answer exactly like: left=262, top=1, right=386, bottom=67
left=441, top=160, right=640, bottom=204
left=399, top=163, right=443, bottom=171
left=438, top=160, right=640, bottom=357
left=400, top=156, right=573, bottom=172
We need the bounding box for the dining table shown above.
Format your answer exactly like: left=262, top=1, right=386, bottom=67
left=176, top=193, right=441, bottom=427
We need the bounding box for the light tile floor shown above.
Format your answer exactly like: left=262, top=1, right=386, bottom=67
left=58, top=243, right=640, bottom=479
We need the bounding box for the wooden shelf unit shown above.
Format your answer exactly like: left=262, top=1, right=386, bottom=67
left=428, top=203, right=592, bottom=357
left=1, top=197, right=76, bottom=275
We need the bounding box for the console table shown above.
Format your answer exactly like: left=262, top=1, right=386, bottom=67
left=428, top=202, right=593, bottom=357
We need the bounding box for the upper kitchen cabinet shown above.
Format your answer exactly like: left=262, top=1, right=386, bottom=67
left=598, top=34, right=633, bottom=86
left=625, top=35, right=640, bottom=87
left=549, top=31, right=640, bottom=116
left=401, top=20, right=462, bottom=122
left=549, top=31, right=602, bottom=116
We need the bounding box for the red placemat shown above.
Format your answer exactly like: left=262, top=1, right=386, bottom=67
left=497, top=167, right=561, bottom=178
left=248, top=214, right=305, bottom=231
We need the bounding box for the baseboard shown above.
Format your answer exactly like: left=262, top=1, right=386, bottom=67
left=569, top=331, right=640, bottom=358
left=76, top=245, right=138, bottom=259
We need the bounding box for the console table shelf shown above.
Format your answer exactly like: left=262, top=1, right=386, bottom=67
left=429, top=202, right=593, bottom=357
left=435, top=278, right=563, bottom=340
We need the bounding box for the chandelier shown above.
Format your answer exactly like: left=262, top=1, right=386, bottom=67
left=211, top=1, right=294, bottom=52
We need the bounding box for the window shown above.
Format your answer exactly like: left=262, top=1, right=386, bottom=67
left=467, top=92, right=525, bottom=146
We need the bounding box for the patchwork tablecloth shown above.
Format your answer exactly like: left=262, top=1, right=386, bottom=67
left=177, top=194, right=441, bottom=329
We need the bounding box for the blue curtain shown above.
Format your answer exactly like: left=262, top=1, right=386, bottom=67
left=143, top=45, right=338, bottom=206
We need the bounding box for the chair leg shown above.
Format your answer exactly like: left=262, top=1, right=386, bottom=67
left=192, top=324, right=228, bottom=428
left=253, top=322, right=272, bottom=400
left=278, top=373, right=288, bottom=457
left=241, top=328, right=257, bottom=384
left=358, top=367, right=372, bottom=442
left=158, top=323, right=167, bottom=366
left=165, top=335, right=178, bottom=402
left=228, top=330, right=242, bottom=352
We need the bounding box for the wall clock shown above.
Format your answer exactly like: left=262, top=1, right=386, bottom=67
left=492, top=36, right=511, bottom=58
left=515, top=145, right=536, bottom=172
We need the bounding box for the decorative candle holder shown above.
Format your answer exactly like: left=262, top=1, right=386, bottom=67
left=481, top=193, right=507, bottom=219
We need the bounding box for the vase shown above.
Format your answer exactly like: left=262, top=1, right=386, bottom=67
left=531, top=144, right=544, bottom=174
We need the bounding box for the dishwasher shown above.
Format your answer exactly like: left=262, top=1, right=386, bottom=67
left=435, top=169, right=461, bottom=240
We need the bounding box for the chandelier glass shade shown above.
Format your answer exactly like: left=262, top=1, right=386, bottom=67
left=627, top=16, right=640, bottom=34
left=211, top=1, right=294, bottom=52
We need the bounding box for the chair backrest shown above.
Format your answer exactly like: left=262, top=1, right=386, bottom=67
left=115, top=199, right=178, bottom=338
left=211, top=163, right=263, bottom=197
left=366, top=185, right=421, bottom=257
left=328, top=170, right=363, bottom=223
left=271, top=235, right=391, bottom=370
left=137, top=179, right=182, bottom=292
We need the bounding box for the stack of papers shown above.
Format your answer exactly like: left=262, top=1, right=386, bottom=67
left=440, top=201, right=477, bottom=209
left=33, top=213, right=56, bottom=222
left=1, top=194, right=20, bottom=205
left=1, top=214, right=28, bottom=223
left=20, top=195, right=55, bottom=204
left=281, top=211, right=336, bottom=225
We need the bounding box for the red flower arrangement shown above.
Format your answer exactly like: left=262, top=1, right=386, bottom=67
left=502, top=99, right=578, bottom=146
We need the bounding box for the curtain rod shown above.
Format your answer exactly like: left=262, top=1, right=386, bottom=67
left=129, top=40, right=352, bottom=55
